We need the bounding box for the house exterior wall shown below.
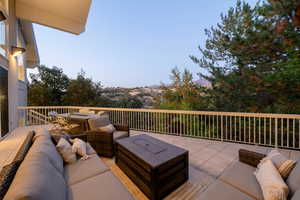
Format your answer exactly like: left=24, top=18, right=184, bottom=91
left=0, top=0, right=30, bottom=136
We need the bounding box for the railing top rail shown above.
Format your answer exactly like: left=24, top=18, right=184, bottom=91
left=17, top=106, right=300, bottom=119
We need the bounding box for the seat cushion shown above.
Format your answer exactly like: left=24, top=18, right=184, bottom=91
left=220, top=161, right=264, bottom=200
left=113, top=131, right=129, bottom=141
left=88, top=116, right=111, bottom=130
left=29, top=134, right=64, bottom=174
left=287, top=162, right=300, bottom=196
left=4, top=152, right=67, bottom=200
left=64, top=154, right=110, bottom=185
left=200, top=180, right=254, bottom=200
left=68, top=171, right=134, bottom=200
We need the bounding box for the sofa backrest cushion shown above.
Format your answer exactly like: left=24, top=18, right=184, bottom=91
left=14, top=131, right=35, bottom=162
left=287, top=161, right=300, bottom=196
left=28, top=134, right=64, bottom=174
left=33, top=127, right=51, bottom=141
left=291, top=189, right=300, bottom=200
left=0, top=161, right=22, bottom=199
left=4, top=152, right=67, bottom=200
left=88, top=115, right=111, bottom=130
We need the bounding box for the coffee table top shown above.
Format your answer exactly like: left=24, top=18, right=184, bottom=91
left=116, top=134, right=188, bottom=168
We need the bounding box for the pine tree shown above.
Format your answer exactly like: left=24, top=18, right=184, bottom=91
left=190, top=0, right=300, bottom=113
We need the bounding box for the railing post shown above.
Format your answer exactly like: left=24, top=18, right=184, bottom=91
left=221, top=115, right=223, bottom=142
left=275, top=118, right=278, bottom=148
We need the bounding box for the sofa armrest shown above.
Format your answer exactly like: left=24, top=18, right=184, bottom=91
left=86, top=130, right=113, bottom=143
left=114, top=124, right=129, bottom=132
left=239, top=149, right=266, bottom=168
left=70, top=134, right=87, bottom=142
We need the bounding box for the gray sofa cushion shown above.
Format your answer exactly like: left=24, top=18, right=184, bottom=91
left=220, top=161, right=263, bottom=200
left=113, top=131, right=129, bottom=141
left=64, top=154, right=110, bottom=185
left=291, top=189, right=300, bottom=200
left=33, top=127, right=51, bottom=141
left=68, top=171, right=134, bottom=200
left=200, top=180, right=254, bottom=200
left=4, top=152, right=67, bottom=200
left=287, top=161, right=300, bottom=196
left=29, top=134, right=64, bottom=174
left=88, top=116, right=110, bottom=130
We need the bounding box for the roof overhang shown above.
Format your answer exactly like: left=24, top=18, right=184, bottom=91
left=15, top=0, right=92, bottom=35
left=19, top=20, right=40, bottom=68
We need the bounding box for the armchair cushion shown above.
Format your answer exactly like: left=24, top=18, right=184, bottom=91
left=113, top=131, right=129, bottom=141
left=114, top=124, right=129, bottom=132
left=88, top=116, right=110, bottom=130
left=98, top=124, right=116, bottom=134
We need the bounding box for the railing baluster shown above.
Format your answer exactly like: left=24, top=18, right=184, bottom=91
left=16, top=106, right=300, bottom=149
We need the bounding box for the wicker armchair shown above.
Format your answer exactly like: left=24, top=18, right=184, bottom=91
left=86, top=116, right=129, bottom=157
left=238, top=149, right=266, bottom=167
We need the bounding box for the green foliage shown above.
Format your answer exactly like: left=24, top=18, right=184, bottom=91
left=28, top=65, right=69, bottom=106
left=155, top=68, right=209, bottom=110
left=28, top=66, right=144, bottom=108
left=62, top=70, right=109, bottom=106
left=112, top=94, right=143, bottom=108
left=187, top=0, right=300, bottom=113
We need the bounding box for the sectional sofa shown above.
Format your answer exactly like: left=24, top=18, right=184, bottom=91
left=200, top=149, right=300, bottom=200
left=2, top=128, right=134, bottom=200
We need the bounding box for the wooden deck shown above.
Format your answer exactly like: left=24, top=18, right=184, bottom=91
left=102, top=130, right=300, bottom=200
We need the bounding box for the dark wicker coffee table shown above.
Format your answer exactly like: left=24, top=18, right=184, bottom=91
left=115, top=134, right=189, bottom=200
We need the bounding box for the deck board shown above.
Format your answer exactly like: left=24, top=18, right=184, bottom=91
left=102, top=130, right=300, bottom=199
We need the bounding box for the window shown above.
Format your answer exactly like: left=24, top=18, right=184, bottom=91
left=0, top=0, right=7, bottom=57
left=0, top=20, right=6, bottom=57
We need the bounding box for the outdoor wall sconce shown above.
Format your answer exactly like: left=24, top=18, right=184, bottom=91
left=0, top=11, right=6, bottom=21
left=11, top=46, right=26, bottom=57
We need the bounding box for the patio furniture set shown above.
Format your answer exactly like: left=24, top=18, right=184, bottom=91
left=0, top=111, right=188, bottom=200
left=1, top=110, right=299, bottom=200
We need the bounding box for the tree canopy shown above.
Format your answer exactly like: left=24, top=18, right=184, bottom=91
left=28, top=66, right=143, bottom=108
left=186, top=0, right=300, bottom=113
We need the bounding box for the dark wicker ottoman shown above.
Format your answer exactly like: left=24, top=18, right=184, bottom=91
left=115, top=134, right=189, bottom=200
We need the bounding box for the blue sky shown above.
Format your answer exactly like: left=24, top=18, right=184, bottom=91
left=31, top=0, right=257, bottom=88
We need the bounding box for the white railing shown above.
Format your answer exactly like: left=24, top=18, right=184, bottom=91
left=18, top=106, right=300, bottom=149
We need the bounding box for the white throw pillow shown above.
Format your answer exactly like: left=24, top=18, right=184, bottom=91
left=255, top=158, right=289, bottom=200
left=56, top=138, right=77, bottom=164
left=70, top=138, right=91, bottom=160
left=98, top=124, right=116, bottom=134
left=267, top=150, right=296, bottom=179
